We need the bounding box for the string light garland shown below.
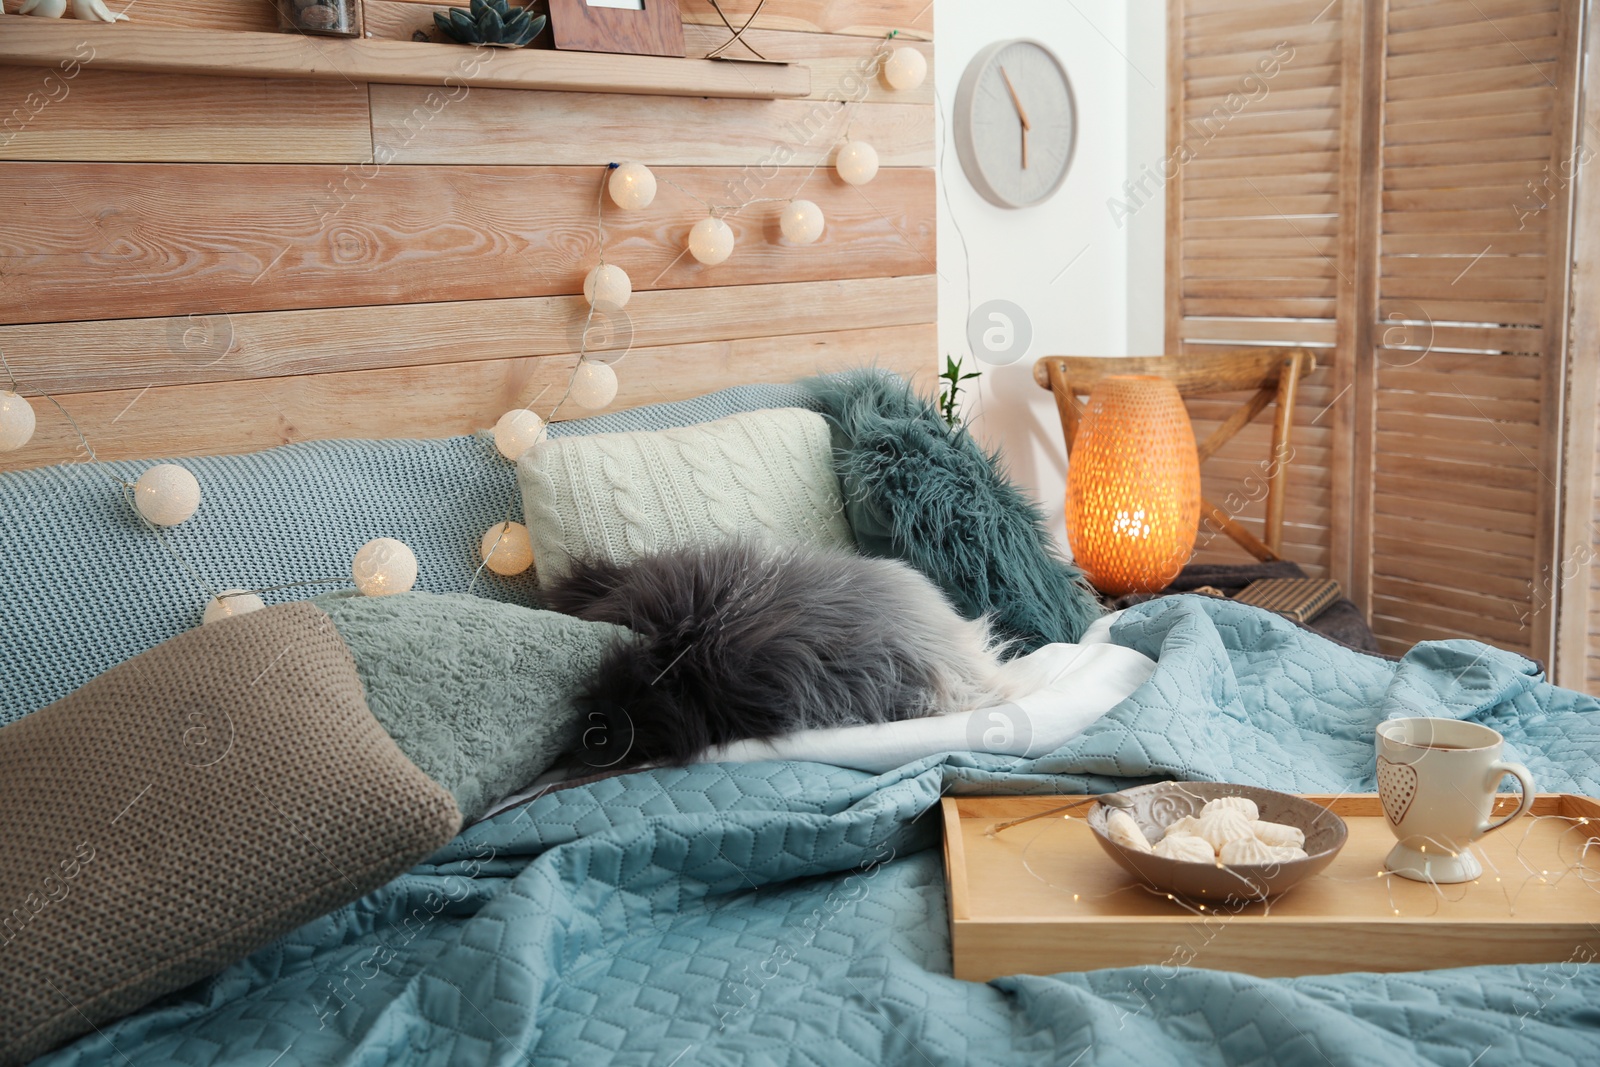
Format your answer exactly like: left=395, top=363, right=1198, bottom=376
left=779, top=199, right=826, bottom=245
left=492, top=408, right=547, bottom=461
left=607, top=161, right=658, bottom=210
left=0, top=389, right=36, bottom=452
left=202, top=589, right=267, bottom=625
left=883, top=45, right=928, bottom=91
left=479, top=521, right=535, bottom=576
left=3, top=29, right=922, bottom=614
left=687, top=216, right=735, bottom=265
left=352, top=537, right=418, bottom=597
left=834, top=141, right=880, bottom=186
left=131, top=463, right=202, bottom=527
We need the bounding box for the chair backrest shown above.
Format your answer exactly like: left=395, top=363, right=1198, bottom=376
left=1033, top=347, right=1317, bottom=562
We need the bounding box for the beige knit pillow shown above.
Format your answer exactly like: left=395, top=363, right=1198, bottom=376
left=0, top=602, right=461, bottom=1066
left=517, top=407, right=856, bottom=583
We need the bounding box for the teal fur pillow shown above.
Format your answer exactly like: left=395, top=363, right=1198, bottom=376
left=314, top=592, right=629, bottom=821
left=516, top=407, right=856, bottom=584
left=801, top=371, right=1103, bottom=652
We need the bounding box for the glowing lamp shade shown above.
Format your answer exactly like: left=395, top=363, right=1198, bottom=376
left=1065, top=375, right=1201, bottom=597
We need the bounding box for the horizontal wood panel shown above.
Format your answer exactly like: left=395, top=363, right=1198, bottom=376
left=0, top=275, right=935, bottom=395
left=1374, top=490, right=1538, bottom=538
left=357, top=9, right=934, bottom=104
left=1177, top=317, right=1338, bottom=344
left=371, top=85, right=933, bottom=167
left=1382, top=158, right=1551, bottom=190
left=1386, top=62, right=1558, bottom=104
left=0, top=18, right=810, bottom=100
left=0, top=67, right=371, bottom=163
left=1371, top=595, right=1532, bottom=650
left=1385, top=38, right=1564, bottom=79
left=0, top=163, right=935, bottom=325
left=0, top=323, right=935, bottom=471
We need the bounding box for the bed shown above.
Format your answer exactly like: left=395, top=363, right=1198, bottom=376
left=4, top=377, right=1600, bottom=1066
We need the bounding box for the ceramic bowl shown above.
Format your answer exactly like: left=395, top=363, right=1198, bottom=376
left=1085, top=782, right=1348, bottom=902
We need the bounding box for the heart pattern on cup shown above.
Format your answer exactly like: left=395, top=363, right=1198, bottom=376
left=1377, top=756, right=1417, bottom=825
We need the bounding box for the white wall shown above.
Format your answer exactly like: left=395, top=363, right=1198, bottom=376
left=935, top=1, right=1166, bottom=547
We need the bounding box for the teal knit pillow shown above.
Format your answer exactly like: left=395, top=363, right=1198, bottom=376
left=314, top=592, right=629, bottom=821
left=801, top=371, right=1103, bottom=652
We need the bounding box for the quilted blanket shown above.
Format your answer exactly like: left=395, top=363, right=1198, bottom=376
left=35, top=597, right=1600, bottom=1066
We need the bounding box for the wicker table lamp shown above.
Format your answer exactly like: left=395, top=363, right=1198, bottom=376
left=1066, top=374, right=1201, bottom=596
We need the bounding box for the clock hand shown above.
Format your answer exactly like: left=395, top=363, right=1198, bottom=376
left=1000, top=66, right=1032, bottom=131
left=1000, top=66, right=1031, bottom=169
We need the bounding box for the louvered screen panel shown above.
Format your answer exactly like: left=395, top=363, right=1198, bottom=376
left=1364, top=0, right=1575, bottom=658
left=1169, top=0, right=1353, bottom=578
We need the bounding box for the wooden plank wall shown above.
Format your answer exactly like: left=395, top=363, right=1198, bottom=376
left=0, top=0, right=935, bottom=471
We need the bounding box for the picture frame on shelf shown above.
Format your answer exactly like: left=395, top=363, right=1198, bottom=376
left=536, top=0, right=685, bottom=58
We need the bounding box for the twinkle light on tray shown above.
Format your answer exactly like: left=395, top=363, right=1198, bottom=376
left=1065, top=375, right=1200, bottom=596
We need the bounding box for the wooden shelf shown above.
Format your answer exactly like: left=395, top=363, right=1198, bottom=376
left=0, top=17, right=811, bottom=99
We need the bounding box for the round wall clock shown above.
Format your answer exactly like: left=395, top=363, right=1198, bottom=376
left=953, top=39, right=1077, bottom=210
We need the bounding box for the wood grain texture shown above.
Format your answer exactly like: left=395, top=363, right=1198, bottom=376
left=370, top=84, right=933, bottom=166
left=0, top=163, right=936, bottom=325
left=945, top=793, right=1600, bottom=981
left=0, top=67, right=371, bottom=163
left=359, top=6, right=933, bottom=103
left=376, top=0, right=933, bottom=38
left=0, top=276, right=935, bottom=395
left=0, top=324, right=935, bottom=471
left=0, top=17, right=810, bottom=100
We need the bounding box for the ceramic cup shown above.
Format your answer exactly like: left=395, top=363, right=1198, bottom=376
left=1375, top=717, right=1535, bottom=883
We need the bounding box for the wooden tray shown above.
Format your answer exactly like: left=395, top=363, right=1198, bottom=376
left=942, top=793, right=1600, bottom=980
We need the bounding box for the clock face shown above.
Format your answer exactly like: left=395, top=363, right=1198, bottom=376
left=954, top=39, right=1077, bottom=209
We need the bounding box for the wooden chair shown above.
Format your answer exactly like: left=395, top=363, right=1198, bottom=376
left=1032, top=348, right=1318, bottom=563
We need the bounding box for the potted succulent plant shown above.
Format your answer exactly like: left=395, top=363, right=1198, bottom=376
left=434, top=0, right=547, bottom=47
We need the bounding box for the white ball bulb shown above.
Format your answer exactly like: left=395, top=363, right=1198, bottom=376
left=132, top=464, right=201, bottom=526
left=352, top=537, right=417, bottom=597
left=835, top=141, right=880, bottom=186
left=0, top=391, right=36, bottom=452
left=570, top=360, right=618, bottom=410
left=202, top=589, right=266, bottom=625
left=608, top=161, right=657, bottom=210
left=779, top=200, right=825, bottom=245
left=687, top=217, right=735, bottom=265
left=480, top=521, right=535, bottom=576
left=583, top=263, right=632, bottom=310
left=883, top=46, right=927, bottom=91
left=493, top=408, right=546, bottom=461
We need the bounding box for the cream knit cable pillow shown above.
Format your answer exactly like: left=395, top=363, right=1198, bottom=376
left=518, top=407, right=856, bottom=582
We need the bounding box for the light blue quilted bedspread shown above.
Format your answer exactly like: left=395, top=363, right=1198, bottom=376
left=36, top=597, right=1600, bottom=1066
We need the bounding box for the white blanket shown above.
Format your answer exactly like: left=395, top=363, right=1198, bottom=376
left=703, top=611, right=1154, bottom=773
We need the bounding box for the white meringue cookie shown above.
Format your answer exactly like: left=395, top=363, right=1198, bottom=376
left=1252, top=820, right=1306, bottom=850
left=1195, top=808, right=1258, bottom=851
left=1220, top=837, right=1279, bottom=866
left=1153, top=832, right=1217, bottom=864
left=1106, top=809, right=1153, bottom=853
left=1202, top=796, right=1260, bottom=822
left=1161, top=815, right=1203, bottom=840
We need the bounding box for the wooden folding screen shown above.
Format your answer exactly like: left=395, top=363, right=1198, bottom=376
left=1168, top=0, right=1584, bottom=666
